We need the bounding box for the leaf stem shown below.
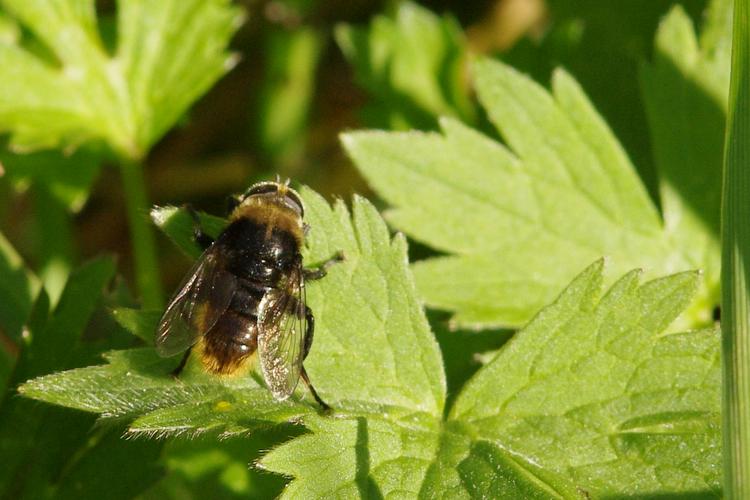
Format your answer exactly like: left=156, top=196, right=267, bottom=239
left=119, top=158, right=163, bottom=310
left=722, top=0, right=750, bottom=496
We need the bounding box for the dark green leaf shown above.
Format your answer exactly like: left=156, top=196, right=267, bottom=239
left=0, top=231, right=39, bottom=343
left=150, top=206, right=226, bottom=260
left=15, top=256, right=115, bottom=380
left=0, top=257, right=123, bottom=496
left=1, top=146, right=101, bottom=212
left=141, top=434, right=290, bottom=499
left=640, top=2, right=732, bottom=328
left=257, top=26, right=324, bottom=167
left=52, top=426, right=164, bottom=500
left=111, top=307, right=161, bottom=345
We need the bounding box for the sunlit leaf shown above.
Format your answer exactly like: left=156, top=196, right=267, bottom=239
left=344, top=58, right=714, bottom=329
left=0, top=0, right=242, bottom=159
left=262, top=261, right=720, bottom=498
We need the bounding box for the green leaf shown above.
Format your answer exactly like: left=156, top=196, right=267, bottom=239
left=14, top=256, right=115, bottom=380
left=142, top=434, right=290, bottom=499
left=700, top=0, right=734, bottom=79
left=0, top=0, right=242, bottom=159
left=1, top=146, right=101, bottom=212
left=456, top=441, right=581, bottom=499
left=111, top=307, right=161, bottom=344
left=0, top=231, right=39, bottom=343
left=19, top=348, right=312, bottom=436
left=344, top=57, right=716, bottom=329
left=260, top=415, right=441, bottom=499
left=299, top=188, right=445, bottom=414
left=262, top=261, right=720, bottom=498
left=257, top=26, right=324, bottom=167
left=22, top=188, right=447, bottom=434
left=150, top=205, right=227, bottom=260
left=431, top=316, right=512, bottom=410
left=451, top=261, right=720, bottom=497
left=0, top=9, right=19, bottom=43
left=335, top=1, right=474, bottom=130
left=260, top=415, right=577, bottom=499
left=0, top=257, right=121, bottom=496
left=640, top=1, right=732, bottom=328
left=31, top=185, right=75, bottom=304
left=52, top=425, right=164, bottom=500
left=522, top=0, right=709, bottom=195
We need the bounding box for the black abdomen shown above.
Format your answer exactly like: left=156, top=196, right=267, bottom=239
left=200, top=282, right=263, bottom=375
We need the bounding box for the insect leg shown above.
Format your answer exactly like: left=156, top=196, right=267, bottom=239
left=300, top=366, right=331, bottom=412
left=302, top=306, right=315, bottom=360
left=184, top=204, right=214, bottom=250
left=299, top=308, right=330, bottom=411
left=170, top=347, right=192, bottom=377
left=303, top=251, right=344, bottom=281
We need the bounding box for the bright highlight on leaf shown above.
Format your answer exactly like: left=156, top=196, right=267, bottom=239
left=0, top=0, right=243, bottom=159
left=18, top=188, right=720, bottom=497
left=343, top=56, right=720, bottom=330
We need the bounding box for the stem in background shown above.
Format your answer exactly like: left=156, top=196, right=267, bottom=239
left=722, top=0, right=750, bottom=497
left=119, top=158, right=163, bottom=310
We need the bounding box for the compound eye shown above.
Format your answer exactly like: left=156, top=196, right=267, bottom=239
left=245, top=182, right=278, bottom=199
left=283, top=191, right=304, bottom=217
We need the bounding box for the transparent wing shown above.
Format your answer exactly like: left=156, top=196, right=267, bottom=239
left=257, top=268, right=306, bottom=400
left=155, top=247, right=237, bottom=357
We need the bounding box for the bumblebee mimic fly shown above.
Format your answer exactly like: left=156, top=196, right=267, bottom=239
left=156, top=180, right=342, bottom=410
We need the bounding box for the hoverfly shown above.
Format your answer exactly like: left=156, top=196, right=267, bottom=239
left=156, top=180, right=342, bottom=410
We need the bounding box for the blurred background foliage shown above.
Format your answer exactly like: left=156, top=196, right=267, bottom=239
left=0, top=0, right=719, bottom=497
